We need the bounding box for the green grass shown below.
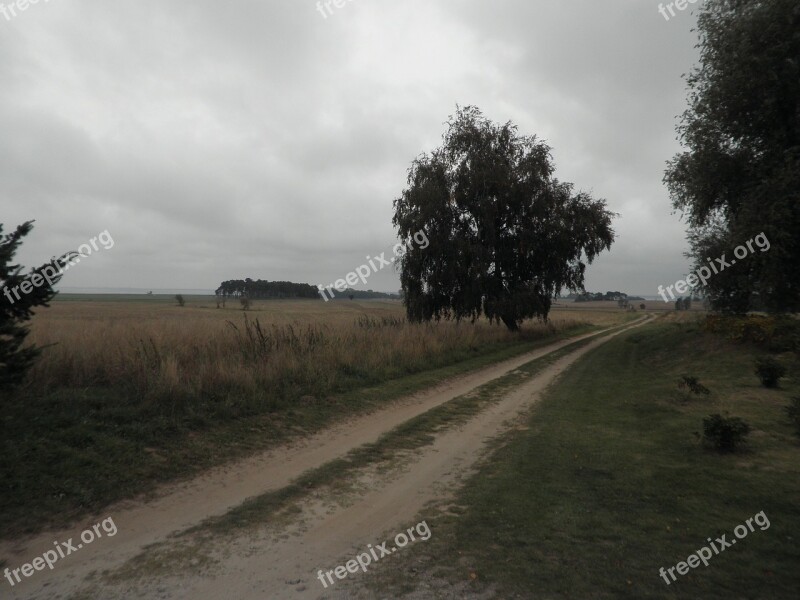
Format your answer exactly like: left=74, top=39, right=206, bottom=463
left=1, top=321, right=616, bottom=538
left=384, top=320, right=800, bottom=599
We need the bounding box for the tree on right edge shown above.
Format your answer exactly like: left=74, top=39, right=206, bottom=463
left=664, top=0, right=800, bottom=313
left=393, top=106, right=615, bottom=332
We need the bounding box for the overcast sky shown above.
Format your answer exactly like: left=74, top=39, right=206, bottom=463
left=1, top=0, right=704, bottom=296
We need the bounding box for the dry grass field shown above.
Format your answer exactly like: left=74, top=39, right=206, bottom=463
left=2, top=296, right=637, bottom=534
left=25, top=296, right=631, bottom=406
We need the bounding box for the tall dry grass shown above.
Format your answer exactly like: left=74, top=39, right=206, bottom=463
left=22, top=299, right=620, bottom=417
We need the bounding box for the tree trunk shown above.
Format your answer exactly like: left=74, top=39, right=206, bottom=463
left=501, top=314, right=520, bottom=332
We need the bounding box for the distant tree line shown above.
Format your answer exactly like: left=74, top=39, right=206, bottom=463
left=344, top=289, right=401, bottom=301
left=569, top=291, right=645, bottom=303
left=215, top=279, right=319, bottom=300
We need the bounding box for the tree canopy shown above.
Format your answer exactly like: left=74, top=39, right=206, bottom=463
left=393, top=106, right=615, bottom=331
left=665, top=0, right=800, bottom=313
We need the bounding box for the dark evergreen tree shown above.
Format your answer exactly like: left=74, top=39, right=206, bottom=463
left=1, top=222, right=73, bottom=390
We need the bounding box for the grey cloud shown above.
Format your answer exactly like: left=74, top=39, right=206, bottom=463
left=1, top=0, right=702, bottom=295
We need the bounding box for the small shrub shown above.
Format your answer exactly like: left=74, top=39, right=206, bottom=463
left=679, top=375, right=710, bottom=396
left=703, top=414, right=751, bottom=452
left=786, top=397, right=800, bottom=438
left=755, top=356, right=786, bottom=388
left=767, top=321, right=800, bottom=353
left=175, top=294, right=185, bottom=307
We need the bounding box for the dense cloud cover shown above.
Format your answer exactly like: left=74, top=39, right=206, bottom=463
left=1, top=0, right=701, bottom=295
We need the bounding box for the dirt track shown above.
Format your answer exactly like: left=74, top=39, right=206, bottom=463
left=2, top=317, right=649, bottom=600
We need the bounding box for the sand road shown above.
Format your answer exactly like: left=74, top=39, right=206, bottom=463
left=2, top=316, right=649, bottom=600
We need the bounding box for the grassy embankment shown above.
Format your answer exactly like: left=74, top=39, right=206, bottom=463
left=0, top=296, right=632, bottom=537
left=374, top=314, right=800, bottom=599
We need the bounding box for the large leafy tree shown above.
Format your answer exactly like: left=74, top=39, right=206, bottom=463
left=665, top=0, right=800, bottom=313
left=393, top=107, right=615, bottom=331
left=1, top=221, right=72, bottom=390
